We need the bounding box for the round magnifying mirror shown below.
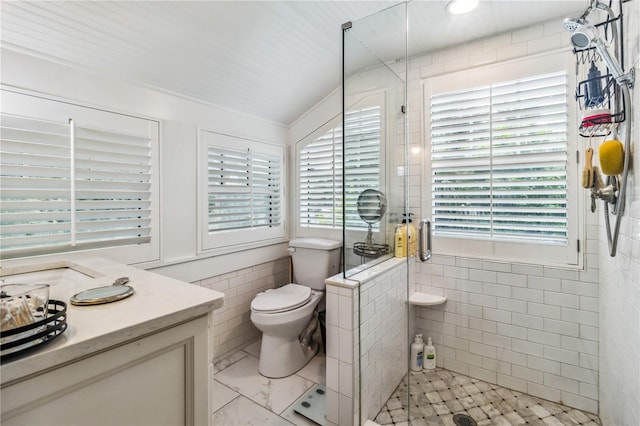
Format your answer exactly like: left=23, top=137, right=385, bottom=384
left=357, top=189, right=387, bottom=224
left=356, top=189, right=387, bottom=248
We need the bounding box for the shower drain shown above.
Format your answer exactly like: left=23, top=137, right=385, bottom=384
left=452, top=413, right=477, bottom=426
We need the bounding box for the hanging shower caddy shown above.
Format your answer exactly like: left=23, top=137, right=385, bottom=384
left=573, top=12, right=628, bottom=138
left=564, top=0, right=635, bottom=257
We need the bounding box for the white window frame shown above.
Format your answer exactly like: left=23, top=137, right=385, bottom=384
left=295, top=92, right=386, bottom=242
left=422, top=51, right=582, bottom=267
left=0, top=88, right=160, bottom=265
left=197, top=130, right=286, bottom=253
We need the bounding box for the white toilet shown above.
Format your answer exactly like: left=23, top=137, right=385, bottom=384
left=250, top=238, right=341, bottom=378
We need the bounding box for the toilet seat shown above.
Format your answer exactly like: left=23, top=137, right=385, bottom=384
left=251, top=284, right=312, bottom=313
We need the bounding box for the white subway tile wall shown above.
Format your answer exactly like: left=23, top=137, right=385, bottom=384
left=325, top=260, right=411, bottom=426
left=598, top=2, right=640, bottom=425
left=414, top=252, right=600, bottom=414
left=325, top=283, right=357, bottom=426
left=406, top=17, right=604, bottom=414
left=192, top=258, right=290, bottom=360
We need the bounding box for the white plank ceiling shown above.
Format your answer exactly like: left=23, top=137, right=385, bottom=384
left=1, top=1, right=586, bottom=125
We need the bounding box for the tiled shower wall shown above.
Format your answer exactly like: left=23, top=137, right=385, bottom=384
left=408, top=17, right=602, bottom=414
left=191, top=257, right=290, bottom=360
left=414, top=253, right=599, bottom=413
left=325, top=258, right=411, bottom=426
left=359, top=261, right=411, bottom=422
left=598, top=1, right=640, bottom=425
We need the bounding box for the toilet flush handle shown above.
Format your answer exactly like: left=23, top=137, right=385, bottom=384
left=287, top=247, right=296, bottom=254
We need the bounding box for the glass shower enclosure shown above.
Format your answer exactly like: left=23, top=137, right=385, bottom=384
left=342, top=2, right=413, bottom=424
left=342, top=4, right=408, bottom=276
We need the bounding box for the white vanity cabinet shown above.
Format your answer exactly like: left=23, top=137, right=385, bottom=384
left=0, top=259, right=224, bottom=426
left=2, top=316, right=209, bottom=426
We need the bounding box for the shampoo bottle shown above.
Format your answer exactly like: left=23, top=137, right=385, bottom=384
left=423, top=337, right=436, bottom=370
left=394, top=225, right=405, bottom=258
left=402, top=213, right=417, bottom=256
left=586, top=61, right=604, bottom=107
left=411, top=334, right=424, bottom=371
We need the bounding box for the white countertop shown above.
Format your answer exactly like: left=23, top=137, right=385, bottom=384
left=0, top=258, right=224, bottom=384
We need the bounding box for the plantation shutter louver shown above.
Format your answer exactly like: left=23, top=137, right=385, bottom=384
left=207, top=146, right=281, bottom=232
left=1, top=112, right=153, bottom=258
left=299, top=128, right=341, bottom=228
left=73, top=124, right=152, bottom=246
left=299, top=105, right=381, bottom=230
left=1, top=114, right=72, bottom=255
left=344, top=107, right=381, bottom=229
left=431, top=71, right=568, bottom=244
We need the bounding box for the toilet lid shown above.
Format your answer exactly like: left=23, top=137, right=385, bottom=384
left=251, top=284, right=312, bottom=313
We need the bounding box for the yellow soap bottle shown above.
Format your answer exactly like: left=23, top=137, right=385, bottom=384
left=394, top=225, right=405, bottom=257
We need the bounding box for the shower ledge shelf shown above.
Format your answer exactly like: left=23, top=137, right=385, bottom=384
left=409, top=292, right=447, bottom=306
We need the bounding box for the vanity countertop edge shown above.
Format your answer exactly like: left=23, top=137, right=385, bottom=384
left=0, top=257, right=224, bottom=384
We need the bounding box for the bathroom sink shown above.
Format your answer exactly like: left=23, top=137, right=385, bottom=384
left=1, top=266, right=95, bottom=286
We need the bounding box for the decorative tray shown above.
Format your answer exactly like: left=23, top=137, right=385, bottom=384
left=1, top=300, right=68, bottom=362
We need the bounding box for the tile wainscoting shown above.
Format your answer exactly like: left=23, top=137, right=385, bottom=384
left=325, top=257, right=414, bottom=426
left=192, top=257, right=290, bottom=360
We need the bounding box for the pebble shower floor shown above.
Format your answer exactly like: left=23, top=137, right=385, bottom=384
left=375, top=368, right=601, bottom=426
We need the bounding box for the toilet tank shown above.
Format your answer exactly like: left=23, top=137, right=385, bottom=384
left=289, top=238, right=341, bottom=290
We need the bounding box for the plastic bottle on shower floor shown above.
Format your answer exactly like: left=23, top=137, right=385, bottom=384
left=424, top=337, right=436, bottom=370
left=411, top=334, right=424, bottom=371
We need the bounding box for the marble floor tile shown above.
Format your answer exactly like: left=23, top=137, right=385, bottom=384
left=503, top=411, right=527, bottom=425
left=566, top=408, right=591, bottom=422
left=554, top=411, right=582, bottom=425
left=296, top=353, right=326, bottom=384
left=216, top=355, right=315, bottom=414
left=213, top=345, right=604, bottom=426
left=213, top=395, right=294, bottom=426
left=542, top=415, right=566, bottom=426
left=212, top=380, right=239, bottom=412
left=214, top=349, right=248, bottom=373
left=243, top=339, right=262, bottom=358
left=474, top=381, right=492, bottom=392
left=438, top=389, right=455, bottom=401
left=374, top=368, right=602, bottom=426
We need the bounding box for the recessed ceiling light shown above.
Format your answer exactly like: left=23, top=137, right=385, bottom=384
left=447, top=0, right=479, bottom=15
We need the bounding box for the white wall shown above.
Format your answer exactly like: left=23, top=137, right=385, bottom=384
left=1, top=48, right=290, bottom=282
left=598, top=1, right=640, bottom=425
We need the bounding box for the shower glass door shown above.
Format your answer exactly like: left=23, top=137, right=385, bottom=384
left=343, top=2, right=410, bottom=424
left=342, top=3, right=408, bottom=276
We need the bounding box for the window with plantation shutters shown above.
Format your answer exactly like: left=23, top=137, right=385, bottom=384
left=299, top=105, right=381, bottom=230
left=198, top=130, right=285, bottom=251
left=424, top=52, right=580, bottom=266
left=0, top=92, right=159, bottom=263
left=431, top=71, right=568, bottom=242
